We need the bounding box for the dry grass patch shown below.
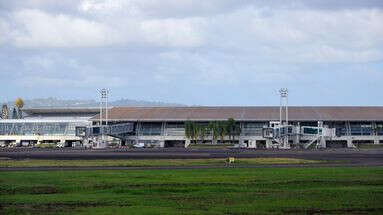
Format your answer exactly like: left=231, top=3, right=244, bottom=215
left=0, top=158, right=321, bottom=167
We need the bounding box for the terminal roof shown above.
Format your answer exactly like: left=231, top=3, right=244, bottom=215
left=22, top=108, right=100, bottom=115
left=90, top=106, right=383, bottom=122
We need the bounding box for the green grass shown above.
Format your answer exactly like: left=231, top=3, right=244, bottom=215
left=0, top=158, right=320, bottom=167
left=359, top=144, right=383, bottom=149
left=0, top=167, right=382, bottom=214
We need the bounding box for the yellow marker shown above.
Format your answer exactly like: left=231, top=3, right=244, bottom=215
left=226, top=157, right=235, bottom=164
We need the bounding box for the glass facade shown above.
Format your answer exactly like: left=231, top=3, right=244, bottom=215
left=377, top=124, right=383, bottom=135
left=302, top=127, right=322, bottom=135
left=350, top=123, right=373, bottom=136
left=165, top=123, right=185, bottom=136
left=0, top=121, right=89, bottom=136
left=139, top=123, right=162, bottom=136
left=242, top=122, right=266, bottom=136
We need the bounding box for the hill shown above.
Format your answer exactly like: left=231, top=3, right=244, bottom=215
left=4, top=97, right=184, bottom=108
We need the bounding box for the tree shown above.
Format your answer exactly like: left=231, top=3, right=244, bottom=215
left=185, top=121, right=193, bottom=140
left=225, top=118, right=241, bottom=144
left=198, top=125, right=208, bottom=144
left=184, top=121, right=200, bottom=144
left=217, top=121, right=227, bottom=144
left=12, top=107, right=18, bottom=119
left=15, top=98, right=24, bottom=119
left=233, top=123, right=241, bottom=143
left=374, top=124, right=383, bottom=135
left=192, top=123, right=200, bottom=144
left=226, top=118, right=236, bottom=143
left=208, top=121, right=219, bottom=144
left=1, top=104, right=9, bottom=119
left=15, top=98, right=24, bottom=109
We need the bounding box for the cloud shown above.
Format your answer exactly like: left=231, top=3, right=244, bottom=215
left=0, top=0, right=383, bottom=105
left=77, top=0, right=249, bottom=18
left=140, top=18, right=206, bottom=47
left=2, top=1, right=382, bottom=59
left=2, top=7, right=206, bottom=48
left=8, top=9, right=117, bottom=47
left=207, top=7, right=383, bottom=63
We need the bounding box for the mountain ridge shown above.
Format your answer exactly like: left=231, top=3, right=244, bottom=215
left=4, top=97, right=184, bottom=108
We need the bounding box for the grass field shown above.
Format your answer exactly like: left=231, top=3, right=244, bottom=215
left=359, top=144, right=383, bottom=149
left=0, top=158, right=320, bottom=167
left=0, top=167, right=382, bottom=214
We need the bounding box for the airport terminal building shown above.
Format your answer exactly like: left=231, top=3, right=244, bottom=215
left=90, top=106, right=383, bottom=149
left=1, top=106, right=383, bottom=149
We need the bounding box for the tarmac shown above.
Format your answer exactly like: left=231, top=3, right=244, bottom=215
left=0, top=147, right=382, bottom=171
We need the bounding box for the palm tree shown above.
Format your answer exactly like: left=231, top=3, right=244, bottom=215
left=217, top=121, right=227, bottom=144
left=185, top=121, right=193, bottom=141
left=185, top=121, right=203, bottom=144
left=12, top=107, right=18, bottom=119
left=374, top=124, right=383, bottom=135
left=226, top=118, right=236, bottom=143
left=1, top=104, right=9, bottom=119
left=208, top=121, right=219, bottom=144
left=233, top=123, right=241, bottom=144
left=192, top=123, right=200, bottom=144
left=198, top=125, right=208, bottom=144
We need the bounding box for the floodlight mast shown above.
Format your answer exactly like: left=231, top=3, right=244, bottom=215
left=279, top=88, right=288, bottom=126
left=99, top=88, right=109, bottom=146
left=279, top=88, right=289, bottom=149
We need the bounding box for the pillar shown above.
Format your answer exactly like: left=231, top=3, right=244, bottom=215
left=239, top=137, right=245, bottom=147
left=159, top=140, right=165, bottom=148
left=185, top=139, right=191, bottom=148
left=252, top=140, right=257, bottom=149
left=59, top=139, right=66, bottom=147
left=318, top=137, right=326, bottom=148
left=347, top=138, right=356, bottom=148
left=15, top=139, right=21, bottom=147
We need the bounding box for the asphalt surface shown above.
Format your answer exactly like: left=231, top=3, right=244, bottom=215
left=0, top=147, right=382, bottom=171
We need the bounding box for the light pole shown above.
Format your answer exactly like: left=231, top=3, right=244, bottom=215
left=279, top=88, right=288, bottom=126
left=99, top=88, right=109, bottom=147
left=279, top=88, right=289, bottom=149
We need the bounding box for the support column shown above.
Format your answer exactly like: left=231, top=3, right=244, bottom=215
left=252, top=140, right=257, bottom=149
left=59, top=139, right=66, bottom=147
left=185, top=139, right=191, bottom=148
left=159, top=140, right=165, bottom=148
left=239, top=137, right=245, bottom=147
left=347, top=137, right=356, bottom=148
left=266, top=139, right=273, bottom=149
left=161, top=122, right=166, bottom=136
left=135, top=122, right=141, bottom=145
left=294, top=123, right=300, bottom=148
left=318, top=137, right=326, bottom=148
left=120, top=139, right=126, bottom=146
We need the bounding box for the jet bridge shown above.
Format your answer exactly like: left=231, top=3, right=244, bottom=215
left=262, top=123, right=335, bottom=149
left=75, top=123, right=134, bottom=138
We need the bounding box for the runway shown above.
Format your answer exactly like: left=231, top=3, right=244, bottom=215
left=0, top=148, right=382, bottom=170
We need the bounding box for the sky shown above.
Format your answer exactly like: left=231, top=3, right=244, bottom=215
left=0, top=0, right=383, bottom=106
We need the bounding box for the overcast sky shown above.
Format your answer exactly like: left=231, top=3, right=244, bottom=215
left=0, top=0, right=382, bottom=106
